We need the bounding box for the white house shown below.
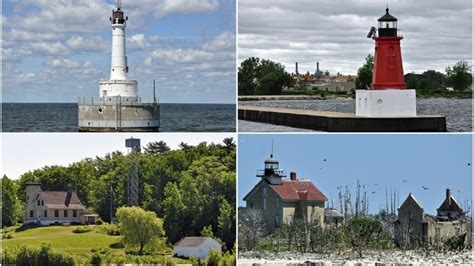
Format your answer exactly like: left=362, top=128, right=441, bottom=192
left=173, top=236, right=222, bottom=259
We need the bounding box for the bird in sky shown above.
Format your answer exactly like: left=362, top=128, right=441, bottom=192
left=422, top=186, right=429, bottom=190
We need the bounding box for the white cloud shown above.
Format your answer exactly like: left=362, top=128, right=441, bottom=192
left=127, top=0, right=220, bottom=18
left=28, top=42, right=69, bottom=55
left=202, top=31, right=235, bottom=51
left=127, top=34, right=149, bottom=50
left=66, top=35, right=109, bottom=53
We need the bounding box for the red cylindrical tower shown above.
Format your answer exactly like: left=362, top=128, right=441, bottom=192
left=371, top=8, right=407, bottom=90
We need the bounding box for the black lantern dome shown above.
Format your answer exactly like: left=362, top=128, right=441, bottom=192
left=378, top=8, right=398, bottom=37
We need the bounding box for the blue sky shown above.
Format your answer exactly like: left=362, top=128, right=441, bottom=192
left=238, top=134, right=472, bottom=215
left=2, top=133, right=235, bottom=180
left=3, top=0, right=236, bottom=103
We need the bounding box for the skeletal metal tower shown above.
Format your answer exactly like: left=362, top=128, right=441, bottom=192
left=126, top=137, right=141, bottom=206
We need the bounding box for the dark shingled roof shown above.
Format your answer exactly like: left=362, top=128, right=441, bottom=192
left=174, top=237, right=219, bottom=247
left=437, top=195, right=463, bottom=214
left=269, top=180, right=327, bottom=201
left=38, top=191, right=85, bottom=209
left=378, top=8, right=397, bottom=21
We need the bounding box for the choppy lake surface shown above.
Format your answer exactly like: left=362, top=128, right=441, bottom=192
left=2, top=103, right=236, bottom=132
left=239, top=98, right=472, bottom=132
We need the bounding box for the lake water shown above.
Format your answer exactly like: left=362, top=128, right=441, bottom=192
left=2, top=103, right=236, bottom=132
left=239, top=98, right=472, bottom=132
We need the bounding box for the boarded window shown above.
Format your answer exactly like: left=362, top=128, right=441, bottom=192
left=263, top=187, right=267, bottom=210
left=55, top=210, right=59, bottom=217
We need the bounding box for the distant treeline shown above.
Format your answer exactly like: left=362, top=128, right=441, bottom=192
left=2, top=139, right=236, bottom=251
left=238, top=56, right=472, bottom=97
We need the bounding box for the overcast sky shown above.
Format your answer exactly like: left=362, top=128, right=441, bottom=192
left=238, top=0, right=472, bottom=75
left=3, top=0, right=236, bottom=103
left=1, top=133, right=235, bottom=180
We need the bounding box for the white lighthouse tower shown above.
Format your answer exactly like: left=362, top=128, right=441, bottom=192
left=99, top=0, right=138, bottom=99
left=78, top=0, right=160, bottom=132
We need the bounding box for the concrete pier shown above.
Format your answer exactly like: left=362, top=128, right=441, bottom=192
left=238, top=106, right=447, bottom=132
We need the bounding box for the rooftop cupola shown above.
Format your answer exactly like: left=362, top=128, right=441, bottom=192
left=257, top=154, right=286, bottom=185
left=378, top=7, right=398, bottom=37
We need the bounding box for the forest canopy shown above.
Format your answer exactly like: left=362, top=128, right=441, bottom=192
left=2, top=138, right=236, bottom=251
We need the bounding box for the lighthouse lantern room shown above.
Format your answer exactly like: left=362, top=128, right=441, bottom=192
left=355, top=7, right=416, bottom=118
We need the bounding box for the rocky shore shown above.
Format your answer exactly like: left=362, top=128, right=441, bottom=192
left=239, top=249, right=472, bottom=265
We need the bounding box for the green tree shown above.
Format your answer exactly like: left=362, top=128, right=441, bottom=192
left=2, top=175, right=21, bottom=226
left=355, top=54, right=374, bottom=90
left=446, top=60, right=472, bottom=91
left=218, top=199, right=235, bottom=250
left=256, top=59, right=292, bottom=95
left=238, top=57, right=293, bottom=95
left=238, top=57, right=260, bottom=95
left=200, top=225, right=214, bottom=237
left=144, top=141, right=170, bottom=155
left=345, top=217, right=383, bottom=257
left=116, top=206, right=165, bottom=255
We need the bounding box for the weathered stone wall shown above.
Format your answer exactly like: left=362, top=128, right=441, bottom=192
left=78, top=101, right=159, bottom=131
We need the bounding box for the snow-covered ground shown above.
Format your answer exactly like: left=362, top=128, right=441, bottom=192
left=239, top=250, right=473, bottom=265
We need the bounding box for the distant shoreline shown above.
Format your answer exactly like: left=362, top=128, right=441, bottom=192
left=239, top=93, right=472, bottom=101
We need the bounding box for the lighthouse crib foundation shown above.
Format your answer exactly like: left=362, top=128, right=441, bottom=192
left=355, top=89, right=416, bottom=117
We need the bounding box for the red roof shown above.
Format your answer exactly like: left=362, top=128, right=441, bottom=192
left=269, top=180, right=327, bottom=201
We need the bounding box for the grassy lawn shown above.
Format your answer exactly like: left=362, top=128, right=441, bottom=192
left=3, top=225, right=122, bottom=257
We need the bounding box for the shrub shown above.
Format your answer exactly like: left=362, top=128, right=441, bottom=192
left=206, top=250, right=221, bottom=266
left=99, top=223, right=120, bottom=236
left=10, top=243, right=74, bottom=266
left=95, top=218, right=104, bottom=225
left=90, top=252, right=102, bottom=265
left=72, top=226, right=92, bottom=234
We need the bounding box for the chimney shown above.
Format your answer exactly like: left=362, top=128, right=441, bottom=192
left=290, top=171, right=296, bottom=181
left=317, top=61, right=320, bottom=72
left=295, top=62, right=299, bottom=76
left=446, top=188, right=451, bottom=205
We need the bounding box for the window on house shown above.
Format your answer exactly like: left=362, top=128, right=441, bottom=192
left=41, top=200, right=44, bottom=206
left=263, top=187, right=267, bottom=210
left=55, top=210, right=59, bottom=217
left=275, top=198, right=281, bottom=210
left=37, top=200, right=40, bottom=206
left=73, top=210, right=77, bottom=217
left=44, top=210, right=47, bottom=217
left=275, top=215, right=281, bottom=227
left=30, top=210, right=34, bottom=218
left=64, top=210, right=68, bottom=217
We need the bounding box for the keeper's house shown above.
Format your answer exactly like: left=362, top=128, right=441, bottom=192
left=24, top=182, right=98, bottom=225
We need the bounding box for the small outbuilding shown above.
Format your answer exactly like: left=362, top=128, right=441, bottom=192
left=173, top=236, right=222, bottom=259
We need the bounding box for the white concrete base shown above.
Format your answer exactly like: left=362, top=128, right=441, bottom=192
left=99, top=79, right=138, bottom=98
left=355, top=89, right=417, bottom=117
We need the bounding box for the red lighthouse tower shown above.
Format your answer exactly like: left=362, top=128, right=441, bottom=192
left=371, top=8, right=406, bottom=90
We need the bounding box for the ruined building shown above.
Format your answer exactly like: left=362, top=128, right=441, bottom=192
left=394, top=188, right=469, bottom=247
